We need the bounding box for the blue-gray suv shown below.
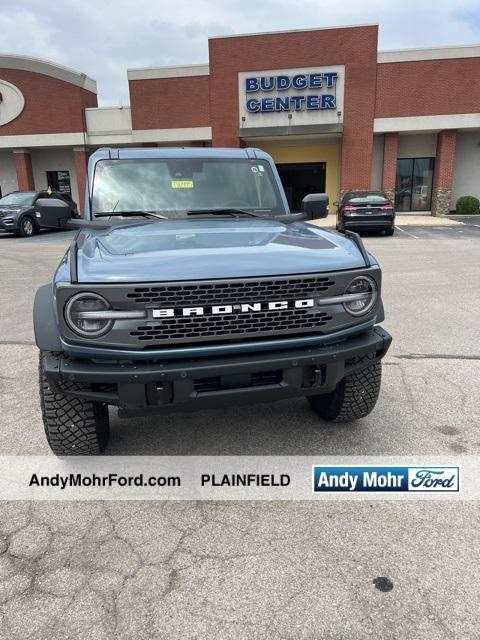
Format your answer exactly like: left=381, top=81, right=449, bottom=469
left=34, top=147, right=391, bottom=455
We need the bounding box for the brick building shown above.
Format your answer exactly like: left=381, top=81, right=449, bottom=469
left=1, top=25, right=480, bottom=215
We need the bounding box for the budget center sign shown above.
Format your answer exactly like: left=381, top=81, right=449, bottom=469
left=238, top=65, right=344, bottom=129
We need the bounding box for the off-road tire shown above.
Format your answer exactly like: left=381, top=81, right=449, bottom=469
left=307, top=355, right=381, bottom=422
left=19, top=216, right=37, bottom=238
left=39, top=351, right=110, bottom=455
left=385, top=227, right=395, bottom=236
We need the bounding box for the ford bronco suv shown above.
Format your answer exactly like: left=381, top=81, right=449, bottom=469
left=34, top=147, right=391, bottom=455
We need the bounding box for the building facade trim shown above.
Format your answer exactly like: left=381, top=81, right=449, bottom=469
left=0, top=53, right=97, bottom=92
left=127, top=64, right=210, bottom=80
left=0, top=132, right=86, bottom=149
left=374, top=113, right=480, bottom=132
left=378, top=44, right=480, bottom=64
left=238, top=124, right=343, bottom=138
left=209, top=23, right=378, bottom=40
left=131, top=127, right=212, bottom=143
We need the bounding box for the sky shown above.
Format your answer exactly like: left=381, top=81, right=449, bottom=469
left=1, top=0, right=480, bottom=106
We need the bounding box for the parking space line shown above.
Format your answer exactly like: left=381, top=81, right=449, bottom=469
left=395, top=225, right=419, bottom=239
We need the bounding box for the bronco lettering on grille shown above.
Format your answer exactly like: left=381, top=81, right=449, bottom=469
left=152, top=298, right=315, bottom=318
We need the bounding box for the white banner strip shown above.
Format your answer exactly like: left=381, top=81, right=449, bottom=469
left=0, top=456, right=476, bottom=501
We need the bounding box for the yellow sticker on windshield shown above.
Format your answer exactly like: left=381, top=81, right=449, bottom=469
left=171, top=180, right=194, bottom=189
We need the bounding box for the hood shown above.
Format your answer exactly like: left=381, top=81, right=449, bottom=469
left=73, top=219, right=367, bottom=283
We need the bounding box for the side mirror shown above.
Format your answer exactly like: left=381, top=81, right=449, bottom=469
left=301, top=193, right=329, bottom=220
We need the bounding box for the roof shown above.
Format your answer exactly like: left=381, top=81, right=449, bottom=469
left=91, top=147, right=273, bottom=161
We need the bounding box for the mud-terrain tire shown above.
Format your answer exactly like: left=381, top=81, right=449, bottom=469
left=39, top=351, right=109, bottom=455
left=307, top=355, right=381, bottom=422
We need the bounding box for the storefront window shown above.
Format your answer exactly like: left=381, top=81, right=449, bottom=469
left=395, top=158, right=434, bottom=212
left=46, top=170, right=72, bottom=195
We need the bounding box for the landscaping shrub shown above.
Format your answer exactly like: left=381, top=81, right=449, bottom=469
left=456, top=195, right=480, bottom=215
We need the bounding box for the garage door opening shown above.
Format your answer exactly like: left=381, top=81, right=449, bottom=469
left=276, top=162, right=326, bottom=212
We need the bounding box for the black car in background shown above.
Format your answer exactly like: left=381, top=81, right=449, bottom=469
left=0, top=190, right=79, bottom=237
left=336, top=191, right=395, bottom=236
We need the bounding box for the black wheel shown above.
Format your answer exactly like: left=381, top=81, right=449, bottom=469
left=307, top=355, right=381, bottom=422
left=19, top=216, right=37, bottom=237
left=385, top=227, right=395, bottom=236
left=39, top=351, right=110, bottom=455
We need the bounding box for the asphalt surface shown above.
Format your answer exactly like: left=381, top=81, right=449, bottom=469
left=0, top=220, right=479, bottom=639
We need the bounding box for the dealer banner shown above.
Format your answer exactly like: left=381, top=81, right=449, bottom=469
left=0, top=456, right=474, bottom=501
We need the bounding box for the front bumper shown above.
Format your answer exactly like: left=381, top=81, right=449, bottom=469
left=0, top=219, right=19, bottom=232
left=43, top=327, right=392, bottom=416
left=343, top=217, right=394, bottom=229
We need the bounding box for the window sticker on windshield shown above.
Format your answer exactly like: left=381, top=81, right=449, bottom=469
left=258, top=165, right=265, bottom=172
left=171, top=180, right=194, bottom=189
left=250, top=166, right=259, bottom=174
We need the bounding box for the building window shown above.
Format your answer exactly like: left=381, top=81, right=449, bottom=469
left=46, top=170, right=71, bottom=196
left=395, top=158, right=434, bottom=212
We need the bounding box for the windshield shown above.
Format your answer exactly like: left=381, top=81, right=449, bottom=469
left=92, top=158, right=285, bottom=217
left=0, top=192, right=36, bottom=206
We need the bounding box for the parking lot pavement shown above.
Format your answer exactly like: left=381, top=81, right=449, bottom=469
left=0, top=224, right=479, bottom=639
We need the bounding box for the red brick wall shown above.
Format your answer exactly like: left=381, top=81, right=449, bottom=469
left=376, top=58, right=480, bottom=117
left=129, top=75, right=210, bottom=130
left=433, top=130, right=457, bottom=188
left=208, top=26, right=379, bottom=191
left=0, top=69, right=96, bottom=135
left=13, top=151, right=34, bottom=190
left=381, top=132, right=398, bottom=190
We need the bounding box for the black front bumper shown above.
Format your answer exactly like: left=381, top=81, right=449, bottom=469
left=43, top=327, right=392, bottom=416
left=344, top=217, right=394, bottom=229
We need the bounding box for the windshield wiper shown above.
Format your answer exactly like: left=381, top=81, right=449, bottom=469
left=94, top=211, right=168, bottom=220
left=186, top=208, right=264, bottom=218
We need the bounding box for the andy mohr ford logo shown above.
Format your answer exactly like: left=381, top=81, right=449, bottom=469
left=312, top=466, right=460, bottom=492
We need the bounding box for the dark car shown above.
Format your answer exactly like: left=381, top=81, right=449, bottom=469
left=0, top=190, right=79, bottom=237
left=336, top=191, right=395, bottom=236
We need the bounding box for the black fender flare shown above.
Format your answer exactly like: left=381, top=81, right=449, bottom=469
left=33, top=284, right=62, bottom=351
left=376, top=300, right=385, bottom=324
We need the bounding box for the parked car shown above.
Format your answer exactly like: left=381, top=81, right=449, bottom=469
left=34, top=147, right=391, bottom=455
left=0, top=190, right=79, bottom=237
left=336, top=191, right=395, bottom=236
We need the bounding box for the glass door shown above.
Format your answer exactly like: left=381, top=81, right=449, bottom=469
left=276, top=163, right=326, bottom=212
left=395, top=158, right=434, bottom=212
left=395, top=159, right=413, bottom=211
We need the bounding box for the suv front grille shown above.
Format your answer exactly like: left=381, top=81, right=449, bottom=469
left=125, top=276, right=335, bottom=306
left=56, top=269, right=381, bottom=350
left=130, top=308, right=334, bottom=343
left=123, top=275, right=336, bottom=345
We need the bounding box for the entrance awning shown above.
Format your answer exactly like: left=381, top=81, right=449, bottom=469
left=238, top=123, right=343, bottom=138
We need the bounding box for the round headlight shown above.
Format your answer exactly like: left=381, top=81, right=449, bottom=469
left=343, top=276, right=377, bottom=316
left=65, top=292, right=113, bottom=337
